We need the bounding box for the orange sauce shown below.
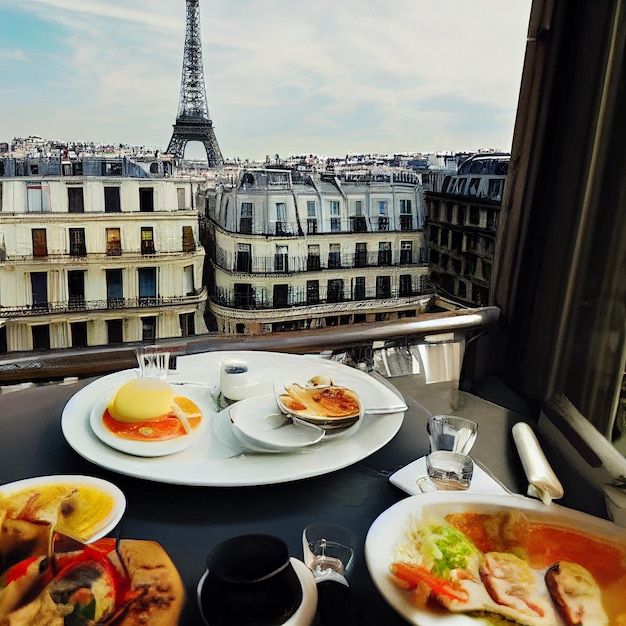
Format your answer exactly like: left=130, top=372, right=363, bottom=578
left=446, top=511, right=626, bottom=621
left=102, top=396, right=202, bottom=441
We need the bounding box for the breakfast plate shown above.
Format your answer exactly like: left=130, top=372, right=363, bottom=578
left=61, top=351, right=406, bottom=486
left=364, top=492, right=626, bottom=625
left=89, top=385, right=209, bottom=457
left=0, top=474, right=126, bottom=542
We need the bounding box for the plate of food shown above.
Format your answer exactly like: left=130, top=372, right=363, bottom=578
left=0, top=474, right=126, bottom=543
left=90, top=376, right=208, bottom=457
left=365, top=492, right=626, bottom=625
left=0, top=536, right=183, bottom=625
left=273, top=367, right=363, bottom=432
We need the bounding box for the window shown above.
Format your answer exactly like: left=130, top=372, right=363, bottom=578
left=101, top=161, right=122, bottom=176
left=275, top=202, right=287, bottom=235
left=307, top=245, right=320, bottom=271
left=180, top=312, right=195, bottom=336
left=378, top=200, right=387, bottom=215
left=32, top=229, right=48, bottom=257
left=331, top=217, right=341, bottom=232
left=327, top=279, right=343, bottom=303
left=67, top=187, right=84, bottom=213
left=399, top=274, right=412, bottom=296
left=234, top=284, right=254, bottom=308
left=307, top=201, right=316, bottom=217
left=236, top=243, right=252, bottom=273
left=306, top=280, right=319, bottom=304
left=177, top=188, right=186, bottom=210
left=106, top=269, right=123, bottom=307
left=400, top=199, right=413, bottom=230
left=355, top=243, right=367, bottom=268
left=32, top=325, right=50, bottom=350
left=273, top=284, right=288, bottom=308
left=353, top=276, right=365, bottom=300
left=350, top=215, right=367, bottom=232
left=106, top=319, right=123, bottom=344
left=106, top=228, right=121, bottom=256
left=376, top=275, right=391, bottom=299
left=183, top=265, right=195, bottom=295
left=30, top=272, right=48, bottom=310
left=330, top=200, right=341, bottom=232
left=400, top=241, right=413, bottom=264
left=141, top=316, right=156, bottom=341
left=307, top=218, right=317, bottom=234
left=240, top=202, right=253, bottom=234
left=141, top=227, right=155, bottom=255
left=353, top=200, right=363, bottom=216
left=104, top=187, right=121, bottom=213
left=70, top=322, right=88, bottom=347
left=329, top=200, right=340, bottom=216
left=68, top=270, right=85, bottom=309
left=69, top=228, right=86, bottom=257
left=478, top=1, right=626, bottom=488
left=182, top=225, right=196, bottom=252
left=274, top=245, right=288, bottom=272
left=328, top=243, right=341, bottom=268
left=139, top=187, right=154, bottom=212
left=138, top=267, right=157, bottom=304
left=378, top=242, right=391, bottom=266
left=27, top=183, right=50, bottom=212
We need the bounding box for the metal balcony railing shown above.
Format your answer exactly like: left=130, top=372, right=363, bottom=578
left=0, top=301, right=500, bottom=384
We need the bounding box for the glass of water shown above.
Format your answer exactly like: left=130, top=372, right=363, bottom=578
left=426, top=450, right=474, bottom=490
left=427, top=414, right=478, bottom=455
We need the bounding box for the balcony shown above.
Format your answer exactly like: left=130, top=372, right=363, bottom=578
left=0, top=290, right=207, bottom=318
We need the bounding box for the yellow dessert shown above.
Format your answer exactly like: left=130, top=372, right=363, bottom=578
left=108, top=378, right=175, bottom=423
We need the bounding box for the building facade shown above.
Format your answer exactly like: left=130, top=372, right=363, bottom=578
left=205, top=167, right=430, bottom=334
left=424, top=153, right=509, bottom=306
left=0, top=155, right=208, bottom=352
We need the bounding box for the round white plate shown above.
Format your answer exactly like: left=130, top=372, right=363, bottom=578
left=364, top=492, right=626, bottom=625
left=230, top=395, right=325, bottom=452
left=0, top=474, right=126, bottom=542
left=89, top=385, right=208, bottom=457
left=197, top=558, right=317, bottom=626
left=61, top=351, right=407, bottom=486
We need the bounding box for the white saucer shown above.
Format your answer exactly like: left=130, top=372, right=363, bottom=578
left=89, top=385, right=208, bottom=457
left=197, top=557, right=317, bottom=626
left=230, top=395, right=325, bottom=452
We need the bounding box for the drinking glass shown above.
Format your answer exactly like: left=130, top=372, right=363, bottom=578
left=427, top=414, right=478, bottom=454
left=135, top=345, right=169, bottom=380
left=425, top=450, right=474, bottom=490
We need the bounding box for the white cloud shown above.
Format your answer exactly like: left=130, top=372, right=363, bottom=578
left=0, top=0, right=532, bottom=157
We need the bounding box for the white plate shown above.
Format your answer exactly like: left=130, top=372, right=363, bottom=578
left=90, top=384, right=208, bottom=457
left=230, top=395, right=325, bottom=452
left=61, top=351, right=407, bottom=486
left=0, top=474, right=126, bottom=542
left=364, top=492, right=626, bottom=625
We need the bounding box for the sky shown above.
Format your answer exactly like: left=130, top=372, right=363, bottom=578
left=0, top=1, right=533, bottom=161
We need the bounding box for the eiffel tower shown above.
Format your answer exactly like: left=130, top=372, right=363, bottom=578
left=166, top=0, right=224, bottom=166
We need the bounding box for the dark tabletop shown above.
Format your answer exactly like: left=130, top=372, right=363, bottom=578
left=0, top=372, right=607, bottom=625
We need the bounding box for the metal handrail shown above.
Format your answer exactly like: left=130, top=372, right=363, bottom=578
left=0, top=304, right=499, bottom=384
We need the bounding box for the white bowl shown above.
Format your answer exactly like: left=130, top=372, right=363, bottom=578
left=230, top=395, right=325, bottom=452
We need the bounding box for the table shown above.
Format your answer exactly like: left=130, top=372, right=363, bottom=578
left=0, top=367, right=609, bottom=625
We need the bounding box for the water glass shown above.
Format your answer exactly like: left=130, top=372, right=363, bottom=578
left=427, top=414, right=478, bottom=454
left=135, top=345, right=169, bottom=380
left=302, top=522, right=356, bottom=580
left=426, top=450, right=474, bottom=490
